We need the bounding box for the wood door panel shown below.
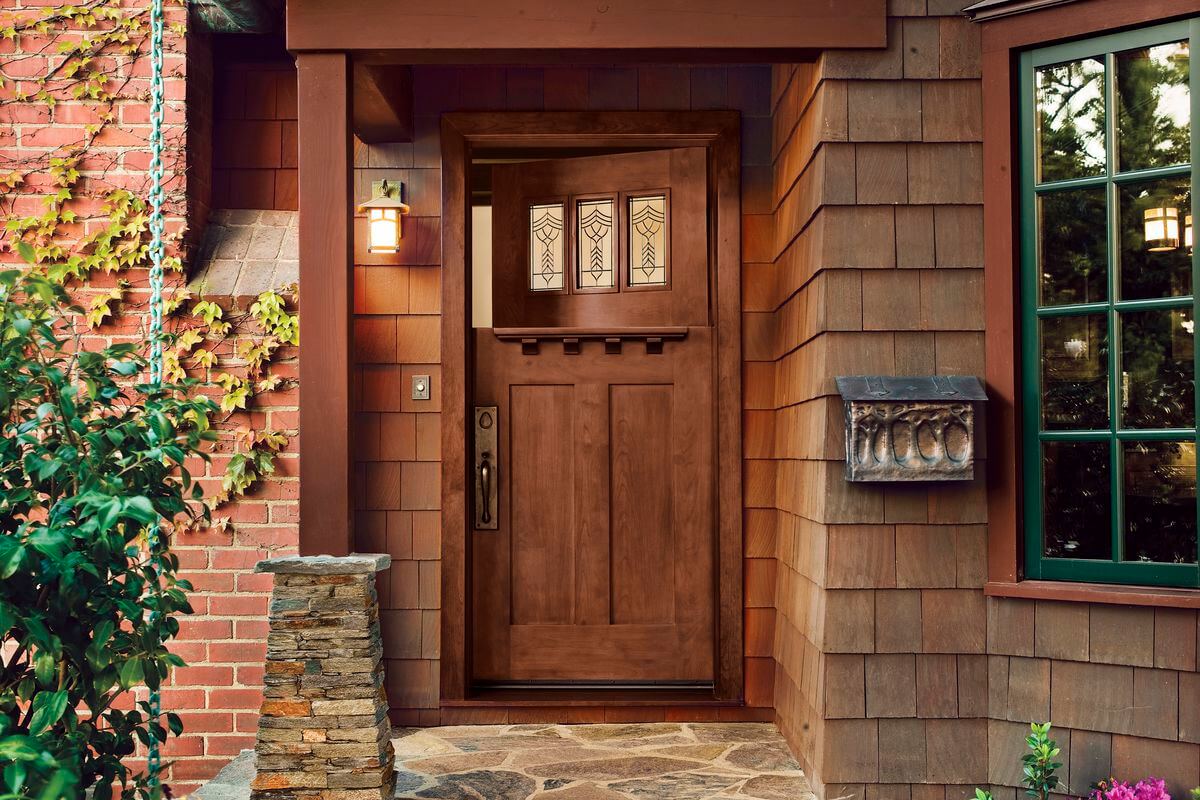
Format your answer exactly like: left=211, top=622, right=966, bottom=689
left=509, top=384, right=575, bottom=625
left=509, top=623, right=712, bottom=682
left=610, top=384, right=675, bottom=625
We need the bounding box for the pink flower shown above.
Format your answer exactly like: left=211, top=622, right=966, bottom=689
left=1091, top=778, right=1171, bottom=800
left=1134, top=778, right=1170, bottom=800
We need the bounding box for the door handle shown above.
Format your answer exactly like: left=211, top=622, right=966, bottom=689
left=474, top=406, right=498, bottom=529
left=479, top=452, right=493, bottom=525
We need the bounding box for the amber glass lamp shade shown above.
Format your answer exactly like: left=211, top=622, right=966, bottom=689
left=358, top=181, right=410, bottom=254
left=368, top=208, right=401, bottom=253
left=1143, top=207, right=1180, bottom=252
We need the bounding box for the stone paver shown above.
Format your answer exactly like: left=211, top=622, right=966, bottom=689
left=391, top=723, right=814, bottom=800
left=193, top=723, right=815, bottom=800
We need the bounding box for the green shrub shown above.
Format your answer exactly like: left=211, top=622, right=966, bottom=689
left=976, top=722, right=1063, bottom=800
left=0, top=270, right=215, bottom=799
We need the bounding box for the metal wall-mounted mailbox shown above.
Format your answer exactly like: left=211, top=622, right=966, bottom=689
left=835, top=375, right=987, bottom=482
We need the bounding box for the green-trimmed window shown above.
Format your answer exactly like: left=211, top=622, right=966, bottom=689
left=1020, top=19, right=1200, bottom=588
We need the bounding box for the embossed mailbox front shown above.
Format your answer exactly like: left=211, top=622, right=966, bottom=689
left=835, top=376, right=987, bottom=482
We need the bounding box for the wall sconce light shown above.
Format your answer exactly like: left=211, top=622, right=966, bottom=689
left=358, top=179, right=410, bottom=254
left=1144, top=206, right=1180, bottom=252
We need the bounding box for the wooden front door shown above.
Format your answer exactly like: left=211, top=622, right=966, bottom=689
left=471, top=147, right=716, bottom=686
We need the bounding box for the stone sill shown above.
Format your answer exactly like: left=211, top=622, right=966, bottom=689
left=985, top=579, right=1200, bottom=609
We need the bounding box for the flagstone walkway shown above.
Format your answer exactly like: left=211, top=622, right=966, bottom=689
left=193, top=722, right=814, bottom=800
left=391, top=722, right=812, bottom=799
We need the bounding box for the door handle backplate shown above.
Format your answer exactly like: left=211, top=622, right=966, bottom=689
left=474, top=406, right=498, bottom=529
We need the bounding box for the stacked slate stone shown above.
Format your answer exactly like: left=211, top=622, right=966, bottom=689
left=251, top=554, right=395, bottom=800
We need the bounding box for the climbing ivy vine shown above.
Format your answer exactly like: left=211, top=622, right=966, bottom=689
left=0, top=0, right=297, bottom=523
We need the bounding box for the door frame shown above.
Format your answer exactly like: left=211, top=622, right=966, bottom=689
left=439, top=111, right=744, bottom=703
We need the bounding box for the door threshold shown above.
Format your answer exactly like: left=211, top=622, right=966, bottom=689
left=446, top=687, right=740, bottom=707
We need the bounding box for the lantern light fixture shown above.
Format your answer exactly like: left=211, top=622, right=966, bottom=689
left=1186, top=214, right=1193, bottom=252
left=358, top=179, right=410, bottom=254
left=1143, top=206, right=1180, bottom=252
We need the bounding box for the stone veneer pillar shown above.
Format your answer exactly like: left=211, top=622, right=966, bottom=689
left=250, top=554, right=395, bottom=800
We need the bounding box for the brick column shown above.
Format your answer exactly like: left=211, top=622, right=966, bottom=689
left=250, top=554, right=394, bottom=800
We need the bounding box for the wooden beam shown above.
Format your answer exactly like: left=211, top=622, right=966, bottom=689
left=288, top=0, right=886, bottom=53
left=353, top=62, right=413, bottom=144
left=297, top=52, right=353, bottom=557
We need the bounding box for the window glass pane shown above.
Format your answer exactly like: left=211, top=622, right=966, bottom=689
left=577, top=199, right=615, bottom=289
left=1040, top=314, right=1109, bottom=430
left=1117, top=40, right=1191, bottom=173
left=529, top=202, right=565, bottom=292
left=1036, top=58, right=1107, bottom=183
left=1038, top=186, right=1108, bottom=306
left=1121, top=307, right=1195, bottom=429
left=1118, top=177, right=1192, bottom=300
left=628, top=195, right=667, bottom=286
left=1124, top=440, right=1198, bottom=563
left=1043, top=440, right=1112, bottom=559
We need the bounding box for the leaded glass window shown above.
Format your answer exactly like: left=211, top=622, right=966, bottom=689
left=577, top=199, right=615, bottom=290
left=529, top=202, right=565, bottom=292
left=628, top=195, right=668, bottom=287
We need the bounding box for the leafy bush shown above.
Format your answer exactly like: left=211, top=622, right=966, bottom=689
left=976, top=722, right=1063, bottom=800
left=0, top=270, right=215, bottom=798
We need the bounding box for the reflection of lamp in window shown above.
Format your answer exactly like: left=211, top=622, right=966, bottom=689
left=1143, top=207, right=1180, bottom=251
left=1063, top=337, right=1087, bottom=359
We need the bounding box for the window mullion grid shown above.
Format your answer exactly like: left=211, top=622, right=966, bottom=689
left=1104, top=51, right=1124, bottom=567
left=1192, top=20, right=1200, bottom=587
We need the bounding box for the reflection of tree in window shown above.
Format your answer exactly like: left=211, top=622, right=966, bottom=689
left=1036, top=59, right=1106, bottom=182
left=1117, top=42, right=1190, bottom=172
left=1125, top=440, right=1198, bottom=563
left=1121, top=309, right=1194, bottom=429
left=1038, top=188, right=1107, bottom=305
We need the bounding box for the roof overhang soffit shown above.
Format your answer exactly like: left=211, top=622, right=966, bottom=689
left=286, top=0, right=887, bottom=56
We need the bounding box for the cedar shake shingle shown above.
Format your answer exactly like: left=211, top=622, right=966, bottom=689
left=1068, top=729, right=1113, bottom=795
left=1154, top=608, right=1198, bottom=671
left=856, top=143, right=909, bottom=204
left=1034, top=601, right=1090, bottom=661
left=1130, top=668, right=1178, bottom=741
left=956, top=654, right=987, bottom=717
left=878, top=718, right=927, bottom=783
left=1051, top=661, right=1134, bottom=733
left=865, top=654, right=917, bottom=718
left=1005, top=657, right=1050, bottom=721
left=926, top=719, right=986, bottom=784
left=1089, top=605, right=1155, bottom=666
left=876, top=589, right=923, bottom=653
left=916, top=654, right=958, bottom=718
left=848, top=82, right=923, bottom=142
left=823, top=719, right=881, bottom=782
left=826, top=654, right=867, bottom=718
left=921, top=82, right=982, bottom=143
left=1180, top=672, right=1200, bottom=744
left=863, top=271, right=923, bottom=332
left=921, top=589, right=986, bottom=653
left=895, top=525, right=957, bottom=588
left=902, top=18, right=940, bottom=79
